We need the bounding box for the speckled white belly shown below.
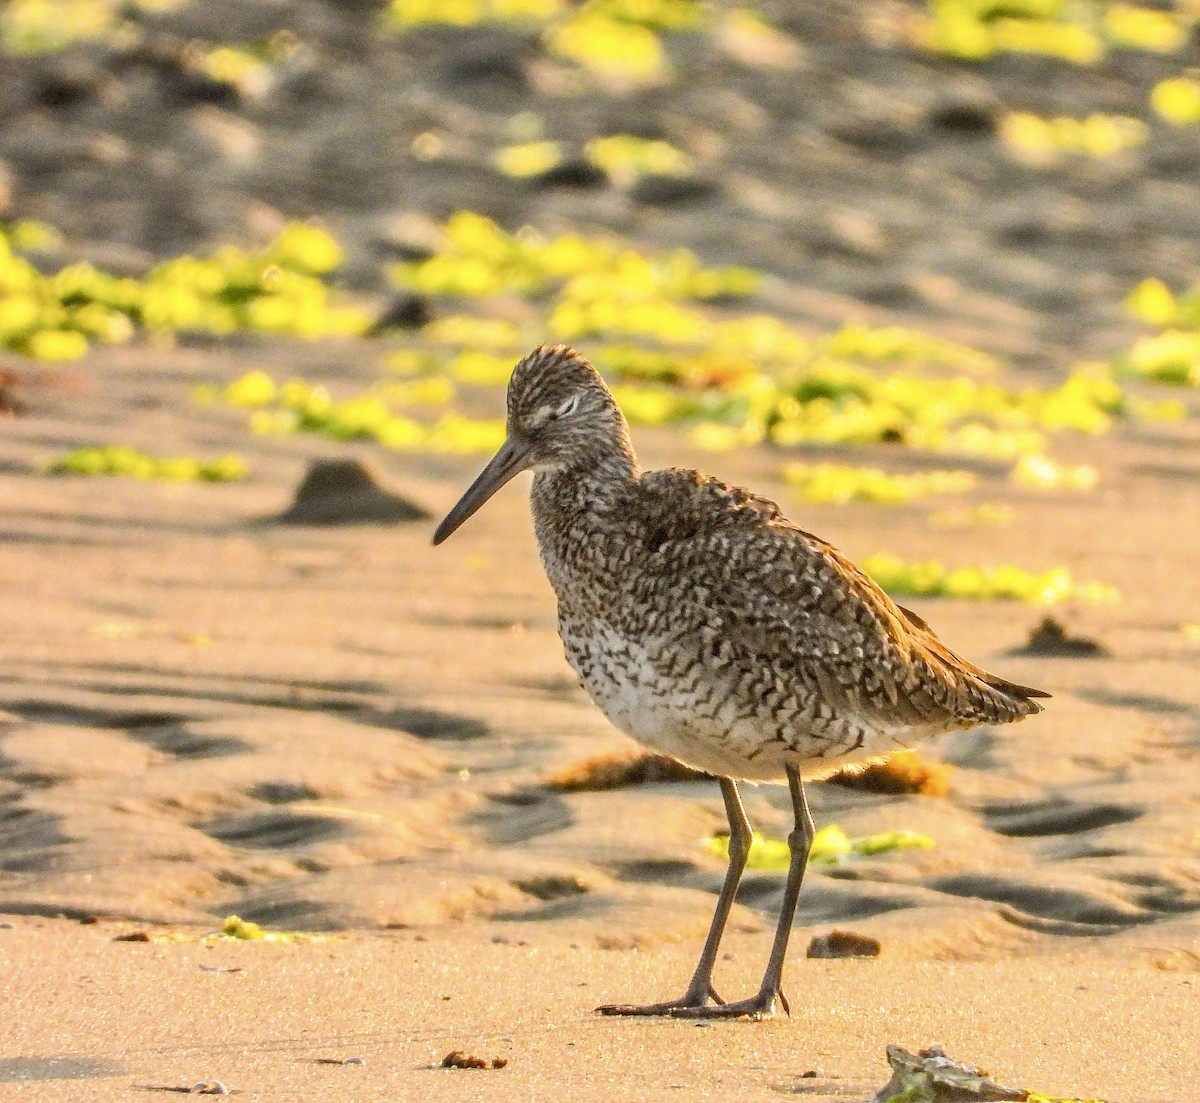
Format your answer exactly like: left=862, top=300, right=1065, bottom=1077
left=583, top=639, right=705, bottom=756
left=560, top=619, right=918, bottom=781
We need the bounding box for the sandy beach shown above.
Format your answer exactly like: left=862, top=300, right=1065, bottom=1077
left=1, top=340, right=1198, bottom=1100
left=3, top=1, right=1200, bottom=1099
left=2, top=920, right=1198, bottom=1102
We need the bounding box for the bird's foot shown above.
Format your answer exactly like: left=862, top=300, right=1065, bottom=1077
left=599, top=985, right=785, bottom=1021
left=661, top=987, right=783, bottom=1021
left=597, top=983, right=723, bottom=1018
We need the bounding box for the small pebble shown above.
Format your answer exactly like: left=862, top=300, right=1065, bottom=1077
left=806, top=929, right=882, bottom=958
left=189, top=1081, right=229, bottom=1095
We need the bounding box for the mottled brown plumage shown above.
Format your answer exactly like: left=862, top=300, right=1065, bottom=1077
left=434, top=343, right=1048, bottom=1019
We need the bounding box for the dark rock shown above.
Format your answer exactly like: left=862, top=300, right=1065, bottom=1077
left=631, top=174, right=718, bottom=207
left=533, top=158, right=608, bottom=190
left=1013, top=617, right=1108, bottom=658
left=926, top=99, right=1000, bottom=137
left=274, top=459, right=431, bottom=526
left=32, top=54, right=113, bottom=108
left=366, top=294, right=433, bottom=334
left=321, top=0, right=387, bottom=11
left=434, top=29, right=534, bottom=104
left=163, top=70, right=242, bottom=108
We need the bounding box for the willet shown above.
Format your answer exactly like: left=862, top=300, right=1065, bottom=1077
left=434, top=344, right=1048, bottom=1018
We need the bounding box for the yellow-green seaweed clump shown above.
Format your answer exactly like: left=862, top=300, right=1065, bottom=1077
left=218, top=370, right=504, bottom=454
left=1152, top=74, right=1200, bottom=125
left=0, top=0, right=183, bottom=55
left=585, top=134, right=692, bottom=185
left=783, top=463, right=976, bottom=505
left=919, top=0, right=1193, bottom=65
left=688, top=361, right=1125, bottom=458
left=1009, top=453, right=1098, bottom=491
left=1, top=222, right=367, bottom=361
left=1001, top=112, right=1147, bottom=161
left=862, top=554, right=1119, bottom=606
left=383, top=0, right=712, bottom=86
left=396, top=211, right=758, bottom=306
left=190, top=33, right=301, bottom=97
left=1025, top=1096, right=1110, bottom=1103
left=48, top=446, right=248, bottom=482
left=210, top=915, right=327, bottom=943
left=1120, top=277, right=1200, bottom=386
left=0, top=233, right=136, bottom=360
left=494, top=140, right=566, bottom=178
left=705, top=826, right=935, bottom=870
left=139, top=224, right=367, bottom=338
left=386, top=214, right=1153, bottom=464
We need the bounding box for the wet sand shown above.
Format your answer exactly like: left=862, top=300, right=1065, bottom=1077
left=2, top=920, right=1198, bottom=1103
left=1, top=341, right=1199, bottom=1100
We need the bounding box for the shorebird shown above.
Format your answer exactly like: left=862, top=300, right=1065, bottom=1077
left=433, top=344, right=1048, bottom=1019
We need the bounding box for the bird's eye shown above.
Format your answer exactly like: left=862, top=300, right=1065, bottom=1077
left=549, top=395, right=581, bottom=420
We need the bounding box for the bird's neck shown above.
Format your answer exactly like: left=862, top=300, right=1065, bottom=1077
left=529, top=435, right=639, bottom=570
left=532, top=444, right=638, bottom=508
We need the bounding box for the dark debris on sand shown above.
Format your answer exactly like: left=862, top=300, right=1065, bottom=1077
left=543, top=751, right=709, bottom=792
left=807, top=929, right=883, bottom=958
left=826, top=749, right=951, bottom=797
left=0, top=363, right=88, bottom=417
left=1013, top=616, right=1109, bottom=658
left=441, top=1051, right=508, bottom=1070
left=273, top=458, right=431, bottom=526
left=869, top=1044, right=1029, bottom=1102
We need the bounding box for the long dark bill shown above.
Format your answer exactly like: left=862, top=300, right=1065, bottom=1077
left=432, top=436, right=533, bottom=545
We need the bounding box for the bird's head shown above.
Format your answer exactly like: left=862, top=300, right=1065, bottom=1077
left=432, top=345, right=633, bottom=545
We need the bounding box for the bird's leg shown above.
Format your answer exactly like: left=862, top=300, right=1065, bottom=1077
left=664, top=765, right=815, bottom=1020
left=597, top=776, right=752, bottom=1017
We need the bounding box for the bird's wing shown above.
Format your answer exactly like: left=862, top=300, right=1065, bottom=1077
left=633, top=469, right=1045, bottom=727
